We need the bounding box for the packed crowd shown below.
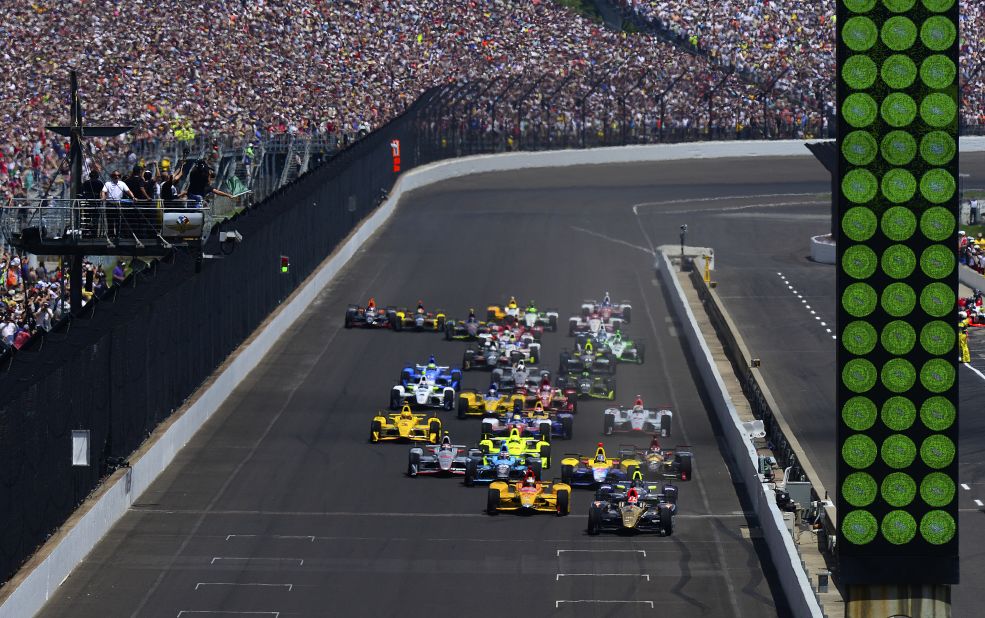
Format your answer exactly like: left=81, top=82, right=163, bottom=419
left=0, top=0, right=855, bottom=202
left=0, top=250, right=111, bottom=352
left=613, top=0, right=982, bottom=129
left=960, top=231, right=985, bottom=274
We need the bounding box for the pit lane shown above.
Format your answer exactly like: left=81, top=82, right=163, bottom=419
left=35, top=159, right=800, bottom=617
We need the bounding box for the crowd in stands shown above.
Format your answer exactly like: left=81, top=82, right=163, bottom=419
left=613, top=0, right=982, bottom=129
left=960, top=231, right=985, bottom=274
left=0, top=251, right=110, bottom=352
left=0, top=0, right=980, bottom=203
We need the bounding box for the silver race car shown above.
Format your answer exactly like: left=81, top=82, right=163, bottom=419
left=407, top=434, right=483, bottom=477
left=603, top=398, right=673, bottom=436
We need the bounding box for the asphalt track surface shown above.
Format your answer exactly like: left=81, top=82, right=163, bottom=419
left=35, top=159, right=811, bottom=618
left=674, top=151, right=985, bottom=613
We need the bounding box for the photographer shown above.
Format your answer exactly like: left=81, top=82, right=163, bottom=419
left=184, top=159, right=235, bottom=208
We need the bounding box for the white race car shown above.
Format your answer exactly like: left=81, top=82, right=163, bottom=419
left=390, top=374, right=456, bottom=411
left=603, top=398, right=673, bottom=437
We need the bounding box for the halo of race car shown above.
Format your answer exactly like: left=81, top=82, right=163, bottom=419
left=347, top=292, right=692, bottom=530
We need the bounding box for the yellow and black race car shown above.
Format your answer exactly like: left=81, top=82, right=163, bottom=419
left=479, top=427, right=551, bottom=467
left=370, top=404, right=441, bottom=443
left=487, top=469, right=571, bottom=516
left=457, top=387, right=525, bottom=419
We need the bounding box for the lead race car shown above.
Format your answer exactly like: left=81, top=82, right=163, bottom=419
left=398, top=356, right=462, bottom=391
left=486, top=468, right=571, bottom=516
left=581, top=291, right=632, bottom=323
left=391, top=301, right=446, bottom=331
left=370, top=404, right=442, bottom=443
left=603, top=397, right=673, bottom=436
left=344, top=298, right=396, bottom=329
left=587, top=472, right=678, bottom=535
left=407, top=433, right=483, bottom=477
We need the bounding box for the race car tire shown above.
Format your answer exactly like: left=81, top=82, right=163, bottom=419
left=539, top=444, right=551, bottom=469
left=530, top=460, right=543, bottom=480
left=660, top=507, right=673, bottom=536
left=561, top=464, right=574, bottom=486
left=344, top=311, right=354, bottom=329
left=678, top=454, right=693, bottom=481
left=481, top=420, right=495, bottom=437
left=568, top=320, right=577, bottom=337
left=389, top=389, right=403, bottom=411
left=445, top=323, right=454, bottom=341
left=465, top=459, right=477, bottom=487
left=443, top=395, right=454, bottom=412
left=622, top=306, right=632, bottom=323
left=549, top=315, right=558, bottom=332
left=513, top=398, right=523, bottom=413
left=428, top=419, right=441, bottom=443
left=408, top=452, right=420, bottom=477
left=603, top=414, right=614, bottom=436
left=587, top=505, right=601, bottom=534
left=392, top=315, right=402, bottom=331
left=370, top=420, right=382, bottom=443
left=463, top=357, right=472, bottom=371
left=457, top=396, right=468, bottom=420
left=487, top=309, right=497, bottom=322
left=437, top=316, right=445, bottom=330
left=581, top=305, right=590, bottom=317
left=637, top=343, right=645, bottom=364
left=660, top=414, right=672, bottom=438
left=556, top=489, right=570, bottom=517
left=539, top=422, right=552, bottom=442
left=487, top=488, right=500, bottom=515
left=450, top=369, right=463, bottom=389
left=400, top=368, right=413, bottom=385
left=562, top=416, right=574, bottom=440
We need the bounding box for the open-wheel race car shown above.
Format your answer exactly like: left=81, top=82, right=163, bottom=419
left=576, top=330, right=645, bottom=364
left=559, top=442, right=641, bottom=488
left=603, top=398, right=672, bottom=436
left=587, top=472, right=678, bottom=535
left=398, top=356, right=462, bottom=392
left=486, top=468, right=571, bottom=516
left=567, top=313, right=624, bottom=337
left=391, top=302, right=446, bottom=331
left=490, top=363, right=551, bottom=394
left=390, top=374, right=457, bottom=411
left=407, top=433, right=483, bottom=477
left=464, top=443, right=545, bottom=486
left=559, top=342, right=615, bottom=375
left=617, top=438, right=693, bottom=481
left=462, top=336, right=540, bottom=370
left=444, top=315, right=494, bottom=341
left=370, top=404, right=441, bottom=443
left=556, top=369, right=616, bottom=400
left=456, top=385, right=526, bottom=419
left=480, top=400, right=574, bottom=441
left=581, top=292, right=632, bottom=322
left=479, top=427, right=552, bottom=467
left=344, top=299, right=396, bottom=329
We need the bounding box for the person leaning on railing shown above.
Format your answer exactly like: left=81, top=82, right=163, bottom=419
left=181, top=158, right=235, bottom=208
left=101, top=171, right=135, bottom=237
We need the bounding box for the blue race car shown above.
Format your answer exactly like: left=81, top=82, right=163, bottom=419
left=480, top=401, right=574, bottom=441
left=464, top=443, right=544, bottom=487
left=398, top=355, right=463, bottom=391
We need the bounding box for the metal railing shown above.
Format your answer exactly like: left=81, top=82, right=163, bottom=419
left=0, top=198, right=213, bottom=247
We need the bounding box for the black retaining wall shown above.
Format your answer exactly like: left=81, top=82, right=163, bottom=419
left=0, top=90, right=434, bottom=587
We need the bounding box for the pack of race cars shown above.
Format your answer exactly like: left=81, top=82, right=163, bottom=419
left=351, top=292, right=691, bottom=533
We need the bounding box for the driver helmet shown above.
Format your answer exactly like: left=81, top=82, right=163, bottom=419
left=508, top=296, right=517, bottom=309
left=524, top=467, right=537, bottom=486
left=959, top=311, right=968, bottom=320
left=488, top=384, right=499, bottom=397
left=626, top=487, right=639, bottom=504
left=400, top=405, right=413, bottom=419
left=427, top=355, right=437, bottom=370
left=650, top=435, right=662, bottom=451
left=613, top=331, right=622, bottom=342
left=417, top=300, right=425, bottom=313
left=468, top=307, right=476, bottom=319
left=527, top=299, right=536, bottom=310
left=367, top=297, right=376, bottom=309
left=516, top=361, right=525, bottom=372
left=595, top=442, right=606, bottom=463
left=603, top=291, right=611, bottom=306
left=499, top=442, right=510, bottom=457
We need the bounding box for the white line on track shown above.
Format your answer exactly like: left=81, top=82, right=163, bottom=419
left=962, top=362, right=985, bottom=383
left=210, top=557, right=303, bottom=566
left=777, top=272, right=835, bottom=340
left=975, top=499, right=984, bottom=507
left=195, top=583, right=293, bottom=591
left=556, top=574, right=651, bottom=581
left=570, top=226, right=654, bottom=255
left=225, top=535, right=314, bottom=542
left=178, top=609, right=280, bottom=618
left=962, top=484, right=971, bottom=490
left=557, top=549, right=646, bottom=557
left=555, top=600, right=655, bottom=608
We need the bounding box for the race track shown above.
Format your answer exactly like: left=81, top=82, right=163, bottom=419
left=36, top=159, right=802, bottom=618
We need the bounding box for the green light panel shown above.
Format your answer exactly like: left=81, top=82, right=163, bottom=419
left=836, top=0, right=958, bottom=584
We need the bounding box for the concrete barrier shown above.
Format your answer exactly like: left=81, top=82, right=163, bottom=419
left=16, top=136, right=973, bottom=615
left=657, top=251, right=823, bottom=618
